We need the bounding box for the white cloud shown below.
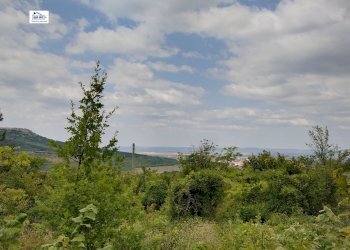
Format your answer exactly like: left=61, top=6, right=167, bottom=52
left=69, top=0, right=235, bottom=57
left=66, top=25, right=178, bottom=58
left=182, top=51, right=207, bottom=59
left=200, top=107, right=313, bottom=126
left=105, top=59, right=204, bottom=107
left=149, top=62, right=193, bottom=73
left=175, top=0, right=350, bottom=122
left=74, top=0, right=350, bottom=115
left=79, top=0, right=230, bottom=21
left=0, top=2, right=96, bottom=140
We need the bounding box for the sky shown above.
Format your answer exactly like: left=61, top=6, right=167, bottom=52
left=0, top=0, right=349, bottom=149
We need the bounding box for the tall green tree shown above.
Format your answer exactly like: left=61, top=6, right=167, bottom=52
left=55, top=61, right=118, bottom=175
left=307, top=125, right=335, bottom=165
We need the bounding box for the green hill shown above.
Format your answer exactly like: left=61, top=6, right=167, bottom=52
left=0, top=128, right=58, bottom=152
left=0, top=127, right=178, bottom=170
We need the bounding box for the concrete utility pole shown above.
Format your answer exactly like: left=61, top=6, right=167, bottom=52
left=132, top=143, right=135, bottom=170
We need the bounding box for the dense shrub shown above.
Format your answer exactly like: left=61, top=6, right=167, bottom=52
left=238, top=183, right=269, bottom=221
left=267, top=178, right=303, bottom=215
left=169, top=170, right=225, bottom=218
left=142, top=179, right=168, bottom=210
left=285, top=160, right=302, bottom=175
left=246, top=150, right=278, bottom=171
left=295, top=169, right=337, bottom=215
left=241, top=184, right=265, bottom=205
left=0, top=146, right=45, bottom=217
left=0, top=213, right=27, bottom=249
left=179, top=140, right=224, bottom=175
left=34, top=163, right=143, bottom=248
left=266, top=168, right=337, bottom=215
left=0, top=186, right=29, bottom=216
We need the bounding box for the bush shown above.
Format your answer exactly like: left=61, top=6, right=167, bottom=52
left=246, top=151, right=278, bottom=171
left=142, top=179, right=168, bottom=210
left=285, top=160, right=302, bottom=175
left=34, top=163, right=143, bottom=248
left=265, top=168, right=337, bottom=216
left=0, top=213, right=27, bottom=249
left=169, top=170, right=225, bottom=218
left=267, top=177, right=303, bottom=215
left=179, top=140, right=220, bottom=175
left=0, top=186, right=29, bottom=216
left=238, top=183, right=269, bottom=221
left=41, top=204, right=99, bottom=249
left=295, top=169, right=337, bottom=215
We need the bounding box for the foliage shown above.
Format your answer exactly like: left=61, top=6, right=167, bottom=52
left=0, top=123, right=349, bottom=248
left=179, top=139, right=218, bottom=175
left=0, top=146, right=45, bottom=218
left=0, top=186, right=29, bottom=216
left=0, top=213, right=27, bottom=249
left=169, top=170, right=225, bottom=218
left=0, top=146, right=44, bottom=176
left=53, top=61, right=118, bottom=175
left=179, top=140, right=240, bottom=175
left=0, top=129, right=177, bottom=169
left=34, top=163, right=143, bottom=249
left=307, top=125, right=336, bottom=165
left=121, top=152, right=178, bottom=171
left=0, top=128, right=59, bottom=153
left=266, top=177, right=303, bottom=215
left=285, top=157, right=302, bottom=175
left=245, top=150, right=278, bottom=171
left=295, top=169, right=337, bottom=215
left=217, top=157, right=338, bottom=222
left=41, top=204, right=98, bottom=249
left=217, top=146, right=242, bottom=165
left=142, top=179, right=168, bottom=211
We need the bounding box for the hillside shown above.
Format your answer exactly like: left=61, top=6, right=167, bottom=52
left=0, top=128, right=59, bottom=152
left=0, top=127, right=178, bottom=169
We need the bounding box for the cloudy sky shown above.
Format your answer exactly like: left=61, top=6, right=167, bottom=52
left=0, top=0, right=349, bottom=149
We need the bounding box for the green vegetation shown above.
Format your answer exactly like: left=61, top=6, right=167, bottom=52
left=0, top=128, right=58, bottom=152
left=52, top=61, right=118, bottom=174
left=121, top=152, right=177, bottom=171
left=0, top=128, right=177, bottom=169
left=1, top=64, right=349, bottom=249
left=1, top=139, right=349, bottom=249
